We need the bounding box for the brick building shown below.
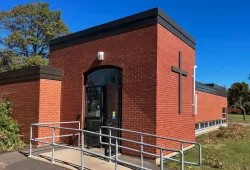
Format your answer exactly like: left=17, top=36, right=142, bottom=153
left=0, top=8, right=227, bottom=155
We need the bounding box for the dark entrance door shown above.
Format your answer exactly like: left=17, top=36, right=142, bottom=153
left=84, top=67, right=122, bottom=154
left=85, top=86, right=105, bottom=147
left=105, top=84, right=121, bottom=155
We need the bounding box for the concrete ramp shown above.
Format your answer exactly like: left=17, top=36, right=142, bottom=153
left=28, top=147, right=167, bottom=170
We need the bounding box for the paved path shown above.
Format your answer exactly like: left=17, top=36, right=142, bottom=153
left=0, top=151, right=67, bottom=170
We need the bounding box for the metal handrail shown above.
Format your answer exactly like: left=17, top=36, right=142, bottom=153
left=29, top=121, right=189, bottom=170
left=101, top=126, right=202, bottom=167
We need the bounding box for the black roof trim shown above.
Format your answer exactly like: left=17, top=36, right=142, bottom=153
left=195, top=81, right=228, bottom=98
left=50, top=8, right=196, bottom=51
left=0, top=66, right=63, bottom=86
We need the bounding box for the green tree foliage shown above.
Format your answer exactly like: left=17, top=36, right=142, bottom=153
left=228, top=82, right=250, bottom=120
left=0, top=52, right=48, bottom=73
left=0, top=2, right=69, bottom=58
left=0, top=94, right=23, bottom=151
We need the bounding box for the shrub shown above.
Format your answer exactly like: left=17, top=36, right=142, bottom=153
left=228, top=108, right=242, bottom=114
left=0, top=94, right=23, bottom=151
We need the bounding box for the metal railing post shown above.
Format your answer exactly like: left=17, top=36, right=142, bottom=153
left=78, top=121, right=81, bottom=146
left=198, top=143, right=202, bottom=165
left=160, top=149, right=163, bottom=170
left=180, top=143, right=184, bottom=170
left=140, top=134, right=143, bottom=168
left=115, top=139, right=118, bottom=170
left=29, top=125, right=32, bottom=156
left=109, top=128, right=112, bottom=161
left=81, top=131, right=85, bottom=170
left=99, top=128, right=102, bottom=148
left=52, top=127, right=55, bottom=162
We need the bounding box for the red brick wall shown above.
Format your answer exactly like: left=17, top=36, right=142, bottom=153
left=49, top=25, right=158, bottom=154
left=0, top=81, right=40, bottom=142
left=0, top=79, right=61, bottom=143
left=156, top=24, right=195, bottom=152
left=38, top=79, right=62, bottom=142
left=195, top=90, right=227, bottom=123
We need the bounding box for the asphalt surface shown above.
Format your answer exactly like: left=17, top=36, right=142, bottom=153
left=0, top=151, right=68, bottom=170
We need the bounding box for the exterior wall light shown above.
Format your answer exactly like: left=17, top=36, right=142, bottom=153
left=97, top=51, right=104, bottom=61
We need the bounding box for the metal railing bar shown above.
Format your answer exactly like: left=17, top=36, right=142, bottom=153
left=31, top=124, right=180, bottom=152
left=31, top=139, right=82, bottom=152
left=101, top=142, right=141, bottom=153
left=101, top=126, right=199, bottom=145
left=100, top=141, right=180, bottom=159
left=32, top=121, right=80, bottom=126
left=35, top=133, right=80, bottom=140
left=165, top=157, right=199, bottom=166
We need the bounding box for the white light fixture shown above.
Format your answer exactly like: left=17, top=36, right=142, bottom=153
left=97, top=51, right=104, bottom=61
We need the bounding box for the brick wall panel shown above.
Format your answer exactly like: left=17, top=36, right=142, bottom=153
left=156, top=24, right=195, bottom=152
left=195, top=91, right=227, bottom=122
left=50, top=25, right=158, bottom=154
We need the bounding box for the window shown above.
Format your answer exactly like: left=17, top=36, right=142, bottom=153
left=222, top=107, right=227, bottom=123
left=195, top=119, right=226, bottom=131
left=209, top=122, right=213, bottom=126
left=205, top=122, right=208, bottom=128
left=222, top=108, right=227, bottom=113
left=195, top=123, right=199, bottom=130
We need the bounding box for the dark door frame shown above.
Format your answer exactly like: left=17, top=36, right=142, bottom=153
left=83, top=66, right=123, bottom=154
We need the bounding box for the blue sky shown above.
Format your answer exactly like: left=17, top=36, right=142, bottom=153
left=1, top=0, right=250, bottom=87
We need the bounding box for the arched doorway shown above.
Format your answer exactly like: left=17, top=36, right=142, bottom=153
left=84, top=66, right=122, bottom=155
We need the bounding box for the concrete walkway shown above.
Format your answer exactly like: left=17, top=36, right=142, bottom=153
left=32, top=148, right=130, bottom=170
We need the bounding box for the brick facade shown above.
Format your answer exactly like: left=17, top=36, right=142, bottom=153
left=0, top=81, right=40, bottom=142
left=195, top=90, right=227, bottom=123
left=50, top=25, right=158, bottom=154
left=0, top=67, right=62, bottom=143
left=156, top=24, right=195, bottom=151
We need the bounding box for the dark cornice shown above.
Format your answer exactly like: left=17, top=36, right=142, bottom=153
left=195, top=81, right=228, bottom=98
left=50, top=8, right=196, bottom=51
left=0, top=66, right=63, bottom=86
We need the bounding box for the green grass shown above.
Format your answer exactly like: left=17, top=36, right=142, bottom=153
left=228, top=113, right=250, bottom=123
left=166, top=125, right=250, bottom=170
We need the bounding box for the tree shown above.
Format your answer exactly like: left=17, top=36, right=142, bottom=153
left=0, top=2, right=69, bottom=58
left=228, top=82, right=250, bottom=120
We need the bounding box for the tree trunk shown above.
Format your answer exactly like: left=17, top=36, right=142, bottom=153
left=242, top=108, right=246, bottom=121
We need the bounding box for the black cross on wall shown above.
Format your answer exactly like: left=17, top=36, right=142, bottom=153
left=171, top=52, right=188, bottom=114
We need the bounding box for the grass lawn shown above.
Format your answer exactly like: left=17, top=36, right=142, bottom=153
left=166, top=124, right=250, bottom=170
left=228, top=113, right=250, bottom=123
